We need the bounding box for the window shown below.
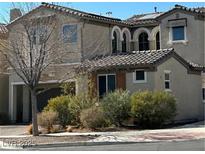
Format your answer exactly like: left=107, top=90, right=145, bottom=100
left=98, top=74, right=116, bottom=97
left=63, top=24, right=77, bottom=43
left=172, top=26, right=185, bottom=41
left=139, top=32, right=149, bottom=51
left=112, top=31, right=117, bottom=53
left=30, top=26, right=47, bottom=45
left=122, top=33, right=127, bottom=53
left=133, top=70, right=147, bottom=83
left=156, top=32, right=160, bottom=50
left=164, top=71, right=171, bottom=91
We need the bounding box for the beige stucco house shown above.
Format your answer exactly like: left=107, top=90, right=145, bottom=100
left=3, top=3, right=205, bottom=123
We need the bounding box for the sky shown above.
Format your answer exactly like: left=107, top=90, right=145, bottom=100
left=0, top=2, right=204, bottom=23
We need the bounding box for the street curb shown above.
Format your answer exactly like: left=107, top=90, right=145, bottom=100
left=1, top=138, right=205, bottom=150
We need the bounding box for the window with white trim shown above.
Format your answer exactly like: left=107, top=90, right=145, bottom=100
left=62, top=24, right=77, bottom=43
left=30, top=26, right=47, bottom=45
left=164, top=71, right=171, bottom=90
left=172, top=26, right=185, bottom=41
left=98, top=74, right=116, bottom=97
left=133, top=70, right=147, bottom=83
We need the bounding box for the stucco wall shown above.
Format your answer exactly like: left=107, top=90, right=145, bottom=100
left=160, top=12, right=205, bottom=65
left=126, top=57, right=204, bottom=122
left=82, top=22, right=111, bottom=59
left=126, top=71, right=155, bottom=93
left=155, top=57, right=204, bottom=122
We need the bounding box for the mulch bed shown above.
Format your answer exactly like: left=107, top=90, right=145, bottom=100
left=0, top=135, right=97, bottom=146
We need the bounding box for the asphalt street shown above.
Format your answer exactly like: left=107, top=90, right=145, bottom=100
left=19, top=139, right=205, bottom=151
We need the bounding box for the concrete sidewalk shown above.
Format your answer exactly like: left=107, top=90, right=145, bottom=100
left=0, top=122, right=205, bottom=149
left=0, top=125, right=28, bottom=136
left=45, top=127, right=205, bottom=143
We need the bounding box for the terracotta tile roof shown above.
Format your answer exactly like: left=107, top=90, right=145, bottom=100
left=126, top=12, right=163, bottom=25
left=0, top=23, right=8, bottom=34
left=174, top=4, right=205, bottom=14
left=41, top=2, right=132, bottom=26
left=80, top=48, right=204, bottom=72
left=156, top=4, right=205, bottom=20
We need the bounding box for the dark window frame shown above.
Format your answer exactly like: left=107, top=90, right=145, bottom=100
left=122, top=33, right=127, bottom=53
left=133, top=70, right=147, bottom=83
left=98, top=74, right=116, bottom=97
left=112, top=31, right=118, bottom=54
left=138, top=32, right=149, bottom=51
left=156, top=32, right=160, bottom=50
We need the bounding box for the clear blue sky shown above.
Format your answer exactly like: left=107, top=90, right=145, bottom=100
left=0, top=2, right=204, bottom=23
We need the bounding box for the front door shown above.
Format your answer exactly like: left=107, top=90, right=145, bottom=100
left=98, top=74, right=116, bottom=97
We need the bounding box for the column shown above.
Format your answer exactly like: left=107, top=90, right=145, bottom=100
left=9, top=84, right=17, bottom=123
left=22, top=86, right=30, bottom=123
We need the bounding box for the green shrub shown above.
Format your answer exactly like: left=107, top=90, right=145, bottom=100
left=44, top=95, right=71, bottom=127
left=80, top=105, right=110, bottom=129
left=102, top=90, right=131, bottom=126
left=130, top=91, right=177, bottom=128
left=44, top=94, right=96, bottom=127
left=60, top=82, right=76, bottom=95
left=68, top=94, right=96, bottom=124
left=37, top=111, right=58, bottom=133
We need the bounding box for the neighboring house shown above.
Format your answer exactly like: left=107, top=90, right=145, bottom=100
left=0, top=23, right=9, bottom=119
left=5, top=3, right=205, bottom=123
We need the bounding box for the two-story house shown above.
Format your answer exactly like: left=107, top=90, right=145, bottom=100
left=5, top=3, right=205, bottom=124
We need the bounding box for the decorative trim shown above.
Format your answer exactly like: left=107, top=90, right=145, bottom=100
left=150, top=26, right=160, bottom=41
left=133, top=70, right=147, bottom=83
left=133, top=27, right=151, bottom=41
left=111, top=26, right=123, bottom=40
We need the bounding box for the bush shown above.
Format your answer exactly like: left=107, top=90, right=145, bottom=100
left=27, top=124, right=33, bottom=135
left=130, top=91, right=177, bottom=128
left=68, top=94, right=97, bottom=124
left=44, top=94, right=96, bottom=127
left=37, top=111, right=59, bottom=133
left=44, top=96, right=71, bottom=127
left=102, top=90, right=131, bottom=126
left=80, top=105, right=110, bottom=129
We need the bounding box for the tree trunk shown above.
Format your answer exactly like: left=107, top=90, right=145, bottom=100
left=30, top=89, right=39, bottom=136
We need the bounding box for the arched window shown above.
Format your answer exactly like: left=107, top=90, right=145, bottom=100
left=122, top=33, right=127, bottom=53
left=139, top=32, right=149, bottom=51
left=112, top=31, right=117, bottom=53
left=156, top=32, right=160, bottom=50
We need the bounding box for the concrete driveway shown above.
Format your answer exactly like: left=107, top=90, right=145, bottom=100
left=0, top=125, right=27, bottom=136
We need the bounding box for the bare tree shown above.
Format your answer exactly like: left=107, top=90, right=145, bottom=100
left=0, top=2, right=108, bottom=136
left=0, top=3, right=67, bottom=136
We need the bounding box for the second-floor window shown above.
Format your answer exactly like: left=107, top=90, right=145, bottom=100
left=172, top=26, right=185, bottom=41
left=62, top=24, right=77, bottom=43
left=156, top=32, right=160, bottom=50
left=122, top=33, right=127, bottom=53
left=112, top=31, right=118, bottom=53
left=139, top=32, right=149, bottom=51
left=31, top=26, right=47, bottom=45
